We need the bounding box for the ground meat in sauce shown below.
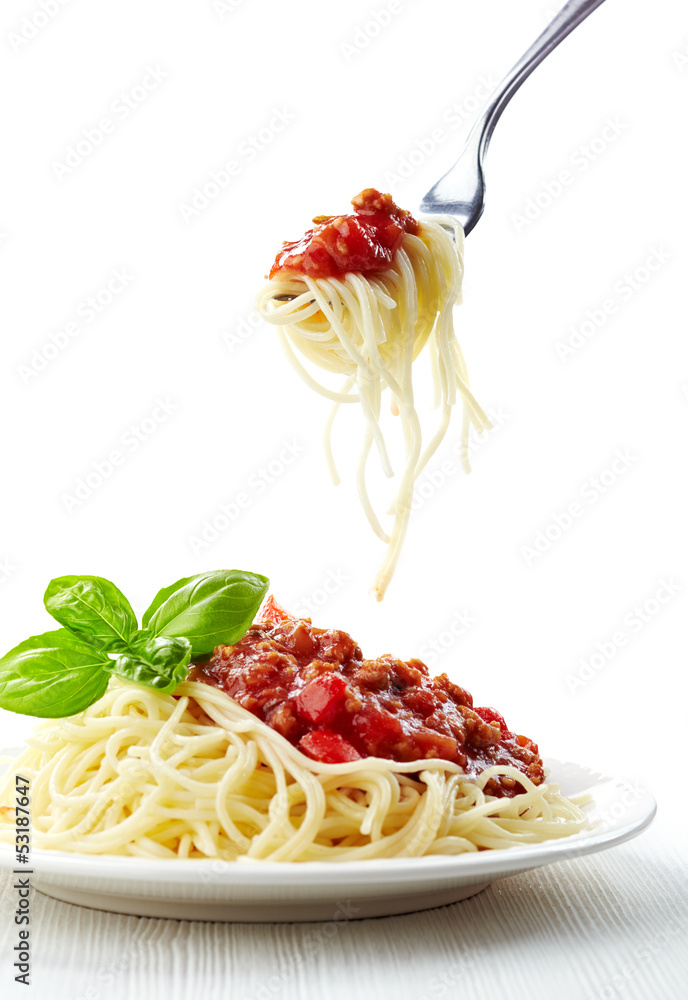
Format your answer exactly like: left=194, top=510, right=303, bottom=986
left=268, top=188, right=420, bottom=280
left=189, top=598, right=545, bottom=797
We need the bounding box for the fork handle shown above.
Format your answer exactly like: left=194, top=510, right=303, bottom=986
left=479, top=0, right=608, bottom=155
left=422, top=0, right=608, bottom=230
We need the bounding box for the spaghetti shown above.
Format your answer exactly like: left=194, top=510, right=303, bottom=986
left=257, top=191, right=491, bottom=600
left=0, top=679, right=588, bottom=861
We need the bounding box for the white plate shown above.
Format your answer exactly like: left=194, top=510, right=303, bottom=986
left=0, top=757, right=655, bottom=921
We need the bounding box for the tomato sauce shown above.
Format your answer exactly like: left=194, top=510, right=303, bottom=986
left=268, top=189, right=420, bottom=280
left=190, top=598, right=544, bottom=797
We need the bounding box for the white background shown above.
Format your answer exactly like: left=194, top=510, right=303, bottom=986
left=1, top=0, right=687, bottom=996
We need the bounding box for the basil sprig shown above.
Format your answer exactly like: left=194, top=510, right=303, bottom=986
left=0, top=569, right=268, bottom=718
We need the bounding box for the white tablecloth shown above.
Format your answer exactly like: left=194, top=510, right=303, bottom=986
left=1, top=824, right=685, bottom=1000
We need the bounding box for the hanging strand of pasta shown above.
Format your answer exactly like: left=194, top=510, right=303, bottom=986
left=324, top=373, right=357, bottom=486
left=368, top=246, right=424, bottom=599
left=258, top=217, right=492, bottom=600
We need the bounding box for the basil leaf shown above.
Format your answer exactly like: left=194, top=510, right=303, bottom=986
left=142, top=569, right=268, bottom=656
left=44, top=575, right=137, bottom=652
left=0, top=629, right=111, bottom=718
left=109, top=632, right=192, bottom=693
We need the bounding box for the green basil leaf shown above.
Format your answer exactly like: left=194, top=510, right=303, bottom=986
left=44, top=575, right=137, bottom=652
left=0, top=629, right=111, bottom=718
left=142, top=569, right=268, bottom=656
left=109, top=632, right=192, bottom=693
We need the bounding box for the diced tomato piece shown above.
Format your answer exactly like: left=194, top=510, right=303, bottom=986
left=260, top=595, right=292, bottom=625
left=352, top=701, right=404, bottom=759
left=295, top=673, right=348, bottom=725
left=408, top=728, right=459, bottom=761
left=299, top=730, right=362, bottom=764
left=474, top=706, right=508, bottom=735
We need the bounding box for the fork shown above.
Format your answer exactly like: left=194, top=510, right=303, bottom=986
left=420, top=0, right=608, bottom=233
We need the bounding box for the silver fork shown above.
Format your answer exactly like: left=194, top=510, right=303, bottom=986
left=420, top=0, right=608, bottom=233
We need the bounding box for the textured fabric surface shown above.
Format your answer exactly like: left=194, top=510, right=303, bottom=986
left=1, top=826, right=685, bottom=1000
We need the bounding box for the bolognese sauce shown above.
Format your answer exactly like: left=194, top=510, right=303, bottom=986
left=268, top=188, right=420, bottom=280
left=190, top=598, right=544, bottom=797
